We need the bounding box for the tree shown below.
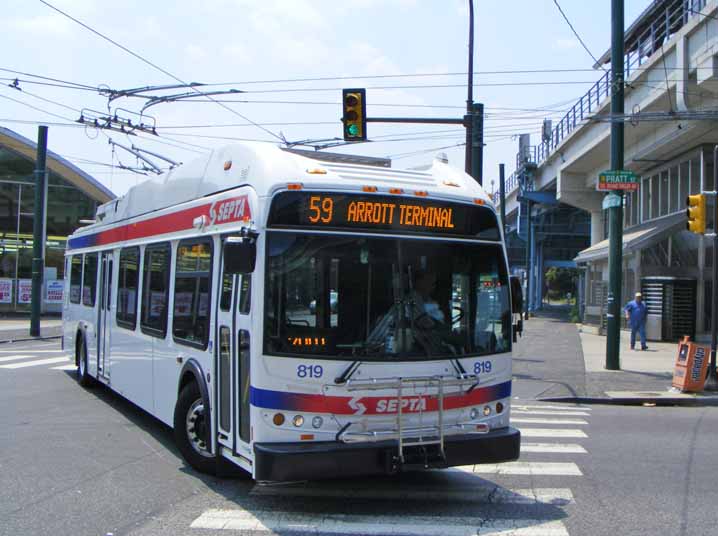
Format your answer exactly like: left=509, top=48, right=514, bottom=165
left=544, top=267, right=578, bottom=301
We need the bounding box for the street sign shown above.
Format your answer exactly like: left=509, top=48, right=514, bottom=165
left=602, top=192, right=623, bottom=210
left=597, top=170, right=639, bottom=191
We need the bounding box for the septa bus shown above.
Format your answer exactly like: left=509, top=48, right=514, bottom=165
left=62, top=142, right=523, bottom=481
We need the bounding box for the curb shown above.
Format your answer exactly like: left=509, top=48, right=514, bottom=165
left=538, top=395, right=718, bottom=407
left=0, top=335, right=62, bottom=345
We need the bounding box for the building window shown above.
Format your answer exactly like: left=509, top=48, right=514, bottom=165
left=680, top=161, right=690, bottom=207
left=650, top=175, right=659, bottom=219
left=82, top=253, right=97, bottom=307
left=659, top=171, right=669, bottom=217
left=141, top=244, right=170, bottom=338
left=116, top=247, right=139, bottom=329
left=173, top=239, right=212, bottom=348
left=642, top=177, right=650, bottom=221
left=70, top=255, right=82, bottom=304
left=690, top=158, right=701, bottom=194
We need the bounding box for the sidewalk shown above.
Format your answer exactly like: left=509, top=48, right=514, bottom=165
left=512, top=306, right=718, bottom=406
left=0, top=317, right=62, bottom=343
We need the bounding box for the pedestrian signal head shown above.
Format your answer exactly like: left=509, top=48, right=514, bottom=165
left=686, top=194, right=706, bottom=234
left=342, top=88, right=366, bottom=141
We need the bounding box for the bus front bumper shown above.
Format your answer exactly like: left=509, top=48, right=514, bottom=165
left=253, top=426, right=520, bottom=482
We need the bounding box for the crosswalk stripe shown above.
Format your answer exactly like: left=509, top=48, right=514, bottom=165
left=0, top=355, right=36, bottom=363
left=0, top=357, right=69, bottom=369
left=513, top=409, right=591, bottom=416
left=0, top=349, right=64, bottom=354
left=458, top=462, right=582, bottom=476
left=511, top=417, right=588, bottom=425
left=521, top=442, right=588, bottom=454
left=190, top=509, right=569, bottom=535
left=517, top=428, right=588, bottom=438
left=51, top=364, right=76, bottom=371
left=513, top=404, right=591, bottom=411
left=249, top=485, right=574, bottom=505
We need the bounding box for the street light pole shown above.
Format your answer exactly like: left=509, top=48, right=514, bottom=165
left=605, top=0, right=624, bottom=370
left=705, top=146, right=718, bottom=391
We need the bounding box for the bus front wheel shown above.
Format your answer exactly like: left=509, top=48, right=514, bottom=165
left=76, top=337, right=93, bottom=388
left=174, top=382, right=216, bottom=475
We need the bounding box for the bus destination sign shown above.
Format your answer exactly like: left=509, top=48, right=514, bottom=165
left=268, top=191, right=500, bottom=239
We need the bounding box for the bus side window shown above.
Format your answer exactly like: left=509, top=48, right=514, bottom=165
left=239, top=275, right=251, bottom=315
left=82, top=253, right=98, bottom=307
left=117, top=247, right=139, bottom=330
left=173, top=239, right=212, bottom=348
left=70, top=255, right=82, bottom=304
left=141, top=243, right=171, bottom=338
left=219, top=273, right=232, bottom=312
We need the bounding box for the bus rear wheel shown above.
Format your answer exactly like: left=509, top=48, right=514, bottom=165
left=174, top=382, right=216, bottom=475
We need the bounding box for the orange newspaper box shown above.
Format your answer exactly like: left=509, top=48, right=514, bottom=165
left=672, top=336, right=710, bottom=393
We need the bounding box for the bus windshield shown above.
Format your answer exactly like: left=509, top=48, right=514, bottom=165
left=264, top=232, right=511, bottom=360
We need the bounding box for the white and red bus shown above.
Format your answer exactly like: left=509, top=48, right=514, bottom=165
left=63, top=143, right=523, bottom=481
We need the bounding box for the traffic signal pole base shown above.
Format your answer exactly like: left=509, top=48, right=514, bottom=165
left=706, top=350, right=718, bottom=392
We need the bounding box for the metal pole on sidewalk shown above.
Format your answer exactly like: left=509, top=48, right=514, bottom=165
left=499, top=163, right=507, bottom=238
left=30, top=126, right=48, bottom=337
left=524, top=199, right=532, bottom=320
left=705, top=146, right=718, bottom=391
left=605, top=0, right=624, bottom=370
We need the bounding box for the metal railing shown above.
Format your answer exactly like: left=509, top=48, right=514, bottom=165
left=493, top=0, right=707, bottom=206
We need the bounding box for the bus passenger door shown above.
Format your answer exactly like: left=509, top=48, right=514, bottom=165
left=216, top=248, right=252, bottom=457
left=97, top=251, right=113, bottom=380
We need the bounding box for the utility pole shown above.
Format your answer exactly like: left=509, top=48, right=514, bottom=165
left=30, top=126, right=48, bottom=337
left=465, top=0, right=474, bottom=176
left=705, top=147, right=718, bottom=391
left=605, top=0, right=624, bottom=370
left=524, top=199, right=532, bottom=320
left=499, top=163, right=507, bottom=238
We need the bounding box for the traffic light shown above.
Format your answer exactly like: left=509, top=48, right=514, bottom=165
left=686, top=193, right=706, bottom=234
left=342, top=88, right=366, bottom=141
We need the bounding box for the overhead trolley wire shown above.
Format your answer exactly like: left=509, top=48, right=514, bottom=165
left=38, top=0, right=284, bottom=142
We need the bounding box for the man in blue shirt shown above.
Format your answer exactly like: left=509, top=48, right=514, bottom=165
left=624, top=292, right=648, bottom=350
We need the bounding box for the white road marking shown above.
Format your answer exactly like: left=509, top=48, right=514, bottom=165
left=511, top=417, right=588, bottom=425
left=0, top=355, right=36, bottom=363
left=513, top=404, right=591, bottom=411
left=521, top=442, right=588, bottom=454
left=250, top=485, right=574, bottom=505
left=512, top=409, right=591, bottom=416
left=190, top=509, right=569, bottom=535
left=459, top=462, right=582, bottom=476
left=517, top=428, right=588, bottom=438
left=0, top=357, right=69, bottom=369
left=0, top=349, right=64, bottom=354
left=51, top=364, right=76, bottom=371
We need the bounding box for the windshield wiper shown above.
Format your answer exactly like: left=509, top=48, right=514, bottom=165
left=334, top=360, right=362, bottom=385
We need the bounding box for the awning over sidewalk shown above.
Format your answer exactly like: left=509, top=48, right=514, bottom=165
left=574, top=212, right=685, bottom=263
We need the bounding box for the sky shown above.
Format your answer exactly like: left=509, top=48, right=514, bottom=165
left=1, top=0, right=649, bottom=197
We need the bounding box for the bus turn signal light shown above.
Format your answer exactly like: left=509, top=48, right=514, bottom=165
left=686, top=194, right=706, bottom=234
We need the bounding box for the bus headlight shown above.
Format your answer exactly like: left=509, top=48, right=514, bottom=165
left=293, top=415, right=304, bottom=427
left=496, top=402, right=504, bottom=414
left=470, top=408, right=479, bottom=420
left=483, top=405, right=492, bottom=416
left=312, top=416, right=323, bottom=429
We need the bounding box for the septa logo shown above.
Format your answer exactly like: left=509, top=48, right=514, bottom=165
left=375, top=397, right=428, bottom=413
left=209, top=195, right=251, bottom=226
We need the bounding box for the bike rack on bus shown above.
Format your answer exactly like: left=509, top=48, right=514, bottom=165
left=336, top=374, right=490, bottom=466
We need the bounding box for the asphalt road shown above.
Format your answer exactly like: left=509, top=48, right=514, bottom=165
left=2, top=339, right=718, bottom=536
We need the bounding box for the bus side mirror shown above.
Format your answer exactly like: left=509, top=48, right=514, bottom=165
left=223, top=236, right=256, bottom=274
left=510, top=275, right=524, bottom=342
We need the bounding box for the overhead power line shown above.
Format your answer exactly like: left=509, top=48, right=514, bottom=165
left=38, top=0, right=283, bottom=142
left=552, top=0, right=607, bottom=72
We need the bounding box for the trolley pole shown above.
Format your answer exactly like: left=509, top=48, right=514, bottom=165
left=705, top=146, right=718, bottom=391
left=605, top=0, right=624, bottom=370
left=30, top=126, right=48, bottom=337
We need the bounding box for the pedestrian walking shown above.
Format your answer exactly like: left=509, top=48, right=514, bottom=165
left=624, top=292, right=648, bottom=351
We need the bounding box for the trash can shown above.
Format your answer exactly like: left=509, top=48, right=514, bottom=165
left=641, top=277, right=697, bottom=342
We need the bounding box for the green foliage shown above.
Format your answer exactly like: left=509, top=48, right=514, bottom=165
left=545, top=267, right=579, bottom=301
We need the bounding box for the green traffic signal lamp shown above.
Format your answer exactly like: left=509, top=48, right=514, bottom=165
left=686, top=193, right=706, bottom=234
left=342, top=88, right=366, bottom=141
